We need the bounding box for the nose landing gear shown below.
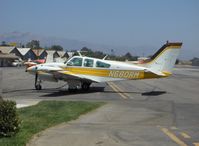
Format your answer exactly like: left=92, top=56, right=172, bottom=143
left=35, top=73, right=42, bottom=90
left=35, top=84, right=42, bottom=90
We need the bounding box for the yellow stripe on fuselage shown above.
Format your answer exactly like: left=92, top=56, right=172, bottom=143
left=62, top=67, right=163, bottom=79
left=65, top=67, right=109, bottom=77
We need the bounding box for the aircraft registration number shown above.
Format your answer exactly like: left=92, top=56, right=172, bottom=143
left=109, top=70, right=140, bottom=79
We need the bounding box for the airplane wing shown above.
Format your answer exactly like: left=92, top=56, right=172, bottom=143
left=54, top=70, right=99, bottom=83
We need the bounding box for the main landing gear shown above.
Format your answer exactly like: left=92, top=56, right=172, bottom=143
left=68, top=82, right=91, bottom=92
left=81, top=82, right=91, bottom=91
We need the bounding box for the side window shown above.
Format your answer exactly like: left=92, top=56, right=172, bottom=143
left=67, top=57, right=82, bottom=66
left=84, top=59, right=94, bottom=67
left=96, top=61, right=110, bottom=68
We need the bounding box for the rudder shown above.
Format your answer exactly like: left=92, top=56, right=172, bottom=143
left=142, top=41, right=183, bottom=74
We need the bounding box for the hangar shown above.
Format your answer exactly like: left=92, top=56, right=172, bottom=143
left=0, top=51, right=19, bottom=67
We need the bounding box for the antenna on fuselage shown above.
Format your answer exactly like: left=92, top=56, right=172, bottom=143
left=77, top=51, right=82, bottom=57
left=102, top=55, right=108, bottom=60
left=76, top=51, right=89, bottom=57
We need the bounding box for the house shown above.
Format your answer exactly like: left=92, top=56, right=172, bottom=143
left=0, top=46, right=23, bottom=59
left=32, top=49, right=47, bottom=59
left=137, top=57, right=150, bottom=64
left=0, top=51, right=19, bottom=67
left=191, top=57, right=199, bottom=66
left=67, top=52, right=75, bottom=58
left=57, top=51, right=69, bottom=61
left=178, top=60, right=192, bottom=65
left=46, top=50, right=60, bottom=62
left=17, top=48, right=36, bottom=60
left=57, top=51, right=66, bottom=58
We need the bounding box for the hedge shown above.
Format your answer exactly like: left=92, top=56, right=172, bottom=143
left=0, top=100, right=20, bottom=137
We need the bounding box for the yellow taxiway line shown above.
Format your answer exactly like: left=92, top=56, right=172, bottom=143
left=160, top=127, right=188, bottom=146
left=180, top=132, right=191, bottom=139
left=160, top=127, right=199, bottom=146
left=108, top=82, right=130, bottom=99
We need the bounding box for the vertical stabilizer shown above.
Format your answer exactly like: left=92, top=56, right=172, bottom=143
left=143, top=42, right=182, bottom=74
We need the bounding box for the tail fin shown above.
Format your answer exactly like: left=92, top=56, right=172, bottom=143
left=143, top=41, right=182, bottom=75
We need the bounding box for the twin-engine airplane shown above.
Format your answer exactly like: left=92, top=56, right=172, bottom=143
left=27, top=41, right=182, bottom=91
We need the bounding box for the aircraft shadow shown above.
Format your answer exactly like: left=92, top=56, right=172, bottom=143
left=105, top=90, right=167, bottom=96
left=3, top=87, right=166, bottom=98
left=3, top=89, right=36, bottom=94
left=41, top=87, right=105, bottom=97
left=141, top=91, right=167, bottom=96
left=3, top=88, right=61, bottom=94
left=104, top=90, right=141, bottom=94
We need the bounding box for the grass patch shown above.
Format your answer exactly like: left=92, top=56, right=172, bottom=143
left=0, top=100, right=104, bottom=146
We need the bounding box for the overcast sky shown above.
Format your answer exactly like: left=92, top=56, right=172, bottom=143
left=0, top=0, right=199, bottom=59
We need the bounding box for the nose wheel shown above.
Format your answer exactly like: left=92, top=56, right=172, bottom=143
left=35, top=84, right=42, bottom=90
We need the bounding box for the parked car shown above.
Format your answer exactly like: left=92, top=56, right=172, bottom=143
left=12, top=59, right=23, bottom=67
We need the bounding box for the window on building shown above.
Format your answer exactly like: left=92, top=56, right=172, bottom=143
left=96, top=61, right=110, bottom=68
left=67, top=57, right=83, bottom=66
left=84, top=59, right=94, bottom=67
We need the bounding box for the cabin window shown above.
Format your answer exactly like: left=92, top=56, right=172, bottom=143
left=67, top=57, right=82, bottom=66
left=96, top=61, right=110, bottom=68
left=84, top=59, right=94, bottom=67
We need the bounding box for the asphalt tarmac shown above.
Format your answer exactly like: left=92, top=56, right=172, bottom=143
left=2, top=66, right=199, bottom=146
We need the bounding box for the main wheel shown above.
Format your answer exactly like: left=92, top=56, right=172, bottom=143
left=81, top=82, right=91, bottom=91
left=68, top=87, right=77, bottom=92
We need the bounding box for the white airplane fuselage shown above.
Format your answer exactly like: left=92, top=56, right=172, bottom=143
left=28, top=58, right=155, bottom=83
left=27, top=42, right=182, bottom=90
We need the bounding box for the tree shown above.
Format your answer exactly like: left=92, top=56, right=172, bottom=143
left=123, top=52, right=138, bottom=61
left=80, top=47, right=93, bottom=57
left=50, top=45, right=64, bottom=51
left=26, top=40, right=40, bottom=49
left=124, top=52, right=133, bottom=60
left=92, top=51, right=105, bottom=59
left=81, top=47, right=91, bottom=52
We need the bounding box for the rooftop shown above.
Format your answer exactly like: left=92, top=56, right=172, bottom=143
left=17, top=48, right=31, bottom=55
left=0, top=46, right=16, bottom=54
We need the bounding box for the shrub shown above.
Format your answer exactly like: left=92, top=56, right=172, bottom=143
left=0, top=100, right=20, bottom=137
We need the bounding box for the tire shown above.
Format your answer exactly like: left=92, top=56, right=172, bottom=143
left=81, top=82, right=90, bottom=91
left=35, top=84, right=42, bottom=90
left=68, top=88, right=77, bottom=92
